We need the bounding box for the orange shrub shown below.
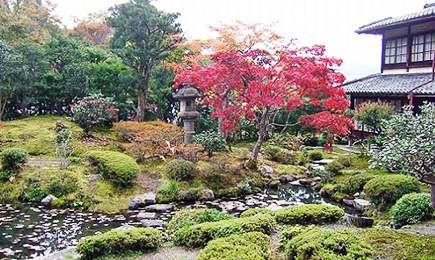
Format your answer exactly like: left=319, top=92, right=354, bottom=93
left=114, top=121, right=186, bottom=159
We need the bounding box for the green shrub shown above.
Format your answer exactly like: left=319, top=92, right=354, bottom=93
left=168, top=208, right=233, bottom=231
left=40, top=169, right=83, bottom=198
left=279, top=225, right=309, bottom=249
left=198, top=232, right=270, bottom=260
left=165, top=159, right=196, bottom=181
left=192, top=131, right=226, bottom=156
left=240, top=208, right=272, bottom=218
left=76, top=227, right=162, bottom=259
left=24, top=183, right=47, bottom=202
left=308, top=151, right=323, bottom=161
left=174, top=213, right=276, bottom=248
left=335, top=173, right=375, bottom=195
left=286, top=228, right=373, bottom=260
left=363, top=174, right=421, bottom=208
left=275, top=150, right=299, bottom=165
left=324, top=161, right=344, bottom=174
left=84, top=150, right=140, bottom=187
left=262, top=145, right=282, bottom=160
left=336, top=156, right=352, bottom=167
left=0, top=148, right=28, bottom=172
left=390, top=193, right=434, bottom=227
left=274, top=204, right=344, bottom=225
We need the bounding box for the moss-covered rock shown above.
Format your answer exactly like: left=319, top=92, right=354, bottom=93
left=285, top=228, right=373, bottom=259
left=76, top=227, right=162, bottom=259
left=274, top=204, right=344, bottom=225
left=84, top=150, right=140, bottom=187
left=363, top=174, right=421, bottom=208
left=198, top=232, right=270, bottom=260
left=174, top=213, right=276, bottom=248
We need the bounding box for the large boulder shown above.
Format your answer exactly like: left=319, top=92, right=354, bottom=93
left=128, top=192, right=157, bottom=209
left=41, top=195, right=57, bottom=206
left=200, top=189, right=215, bottom=201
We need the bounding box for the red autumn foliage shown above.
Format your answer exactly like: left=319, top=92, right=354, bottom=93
left=67, top=23, right=113, bottom=48
left=173, top=42, right=353, bottom=162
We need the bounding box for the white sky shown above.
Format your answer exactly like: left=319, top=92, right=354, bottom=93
left=50, top=0, right=431, bottom=81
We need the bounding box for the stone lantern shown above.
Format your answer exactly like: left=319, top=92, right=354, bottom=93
left=174, top=85, right=200, bottom=144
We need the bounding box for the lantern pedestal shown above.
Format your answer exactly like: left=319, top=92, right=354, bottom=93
left=174, top=86, right=200, bottom=144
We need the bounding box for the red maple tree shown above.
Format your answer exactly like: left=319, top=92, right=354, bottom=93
left=173, top=42, right=353, bottom=166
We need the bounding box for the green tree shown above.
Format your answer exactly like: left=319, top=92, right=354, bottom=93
left=108, top=0, right=182, bottom=121
left=355, top=101, right=393, bottom=134
left=371, top=103, right=435, bottom=208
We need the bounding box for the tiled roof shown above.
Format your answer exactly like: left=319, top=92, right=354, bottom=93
left=341, top=73, right=435, bottom=95
left=357, top=4, right=435, bottom=34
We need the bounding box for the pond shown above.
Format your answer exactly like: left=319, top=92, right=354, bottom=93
left=0, top=184, right=348, bottom=259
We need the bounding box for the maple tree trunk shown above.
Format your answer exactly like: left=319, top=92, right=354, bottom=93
left=249, top=107, right=270, bottom=167
left=430, top=184, right=435, bottom=208
left=218, top=92, right=230, bottom=138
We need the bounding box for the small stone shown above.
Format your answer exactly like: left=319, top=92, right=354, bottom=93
left=136, top=212, right=156, bottom=219
left=353, top=199, right=372, bottom=211
left=342, top=198, right=354, bottom=206
left=115, top=225, right=135, bottom=230
left=140, top=219, right=164, bottom=228
left=279, top=175, right=294, bottom=183
left=145, top=204, right=174, bottom=212
left=313, top=177, right=322, bottom=182
left=200, top=189, right=215, bottom=200
left=354, top=192, right=360, bottom=198
left=261, top=165, right=274, bottom=176
left=344, top=213, right=374, bottom=228
left=41, top=195, right=57, bottom=206
left=298, top=179, right=312, bottom=187
left=268, top=180, right=280, bottom=190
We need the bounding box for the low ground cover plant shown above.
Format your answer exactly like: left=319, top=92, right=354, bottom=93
left=76, top=227, right=162, bottom=259
left=197, top=232, right=270, bottom=260
left=168, top=208, right=233, bottom=231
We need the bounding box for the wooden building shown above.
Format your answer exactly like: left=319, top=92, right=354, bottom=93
left=342, top=3, right=435, bottom=112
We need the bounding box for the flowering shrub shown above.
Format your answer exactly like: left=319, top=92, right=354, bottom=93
left=114, top=121, right=186, bottom=159
left=70, top=93, right=118, bottom=136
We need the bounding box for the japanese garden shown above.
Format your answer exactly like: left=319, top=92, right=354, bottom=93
left=0, top=0, right=435, bottom=259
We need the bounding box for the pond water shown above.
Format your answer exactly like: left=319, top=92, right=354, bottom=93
left=0, top=184, right=348, bottom=259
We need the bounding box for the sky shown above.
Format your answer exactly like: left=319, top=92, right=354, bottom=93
left=50, top=0, right=431, bottom=81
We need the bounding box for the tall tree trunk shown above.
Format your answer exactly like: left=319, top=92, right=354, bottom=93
left=136, top=68, right=151, bottom=121
left=218, top=91, right=229, bottom=138
left=431, top=184, right=435, bottom=208
left=248, top=107, right=270, bottom=168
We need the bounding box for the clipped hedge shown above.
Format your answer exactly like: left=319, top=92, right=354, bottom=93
left=274, top=204, right=344, bottom=225
left=165, top=159, right=196, bottom=181
left=84, top=150, right=140, bottom=187
left=240, top=208, right=273, bottom=218
left=168, top=208, right=233, bottom=231
left=76, top=227, right=162, bottom=259
left=174, top=213, right=276, bottom=248
left=390, top=193, right=434, bottom=227
left=198, top=232, right=270, bottom=260
left=363, top=174, right=421, bottom=207
left=286, top=228, right=373, bottom=260
left=308, top=151, right=323, bottom=161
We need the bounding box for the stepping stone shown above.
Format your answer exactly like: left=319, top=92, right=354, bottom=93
left=145, top=204, right=174, bottom=212
left=136, top=212, right=156, bottom=220
left=140, top=219, right=164, bottom=228
left=313, top=159, right=335, bottom=164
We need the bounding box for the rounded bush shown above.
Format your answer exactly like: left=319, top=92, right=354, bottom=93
left=308, top=151, right=323, bottom=161
left=76, top=227, right=162, bottom=259
left=286, top=227, right=373, bottom=259
left=390, top=193, right=434, bottom=227
left=198, top=232, right=270, bottom=260
left=84, top=150, right=140, bottom=187
left=363, top=174, right=421, bottom=207
left=174, top=213, right=276, bottom=248
left=274, top=204, right=344, bottom=225
left=168, top=208, right=233, bottom=231
left=336, top=156, right=353, bottom=167
left=335, top=173, right=375, bottom=195
left=275, top=150, right=299, bottom=165
left=165, top=159, right=196, bottom=181
left=262, top=145, right=282, bottom=160
left=325, top=161, right=344, bottom=174
left=0, top=148, right=28, bottom=172
left=240, top=208, right=273, bottom=218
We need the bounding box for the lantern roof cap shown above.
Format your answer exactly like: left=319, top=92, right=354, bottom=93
left=174, top=86, right=200, bottom=99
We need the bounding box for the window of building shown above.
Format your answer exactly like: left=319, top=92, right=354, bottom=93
left=385, top=38, right=407, bottom=64
left=412, top=33, right=435, bottom=62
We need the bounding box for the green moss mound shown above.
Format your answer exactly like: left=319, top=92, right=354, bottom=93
left=279, top=225, right=309, bottom=249
left=198, top=232, right=270, bottom=260
left=324, top=161, right=344, bottom=174
left=84, top=150, right=140, bottom=187
left=76, top=227, right=162, bottom=259
left=174, top=213, right=276, bottom=248
left=390, top=193, right=434, bottom=227
left=240, top=207, right=272, bottom=218
left=274, top=204, right=344, bottom=225
left=308, top=151, right=323, bottom=161
left=165, top=159, right=196, bottom=181
left=363, top=174, right=421, bottom=208
left=336, top=173, right=375, bottom=195
left=286, top=228, right=373, bottom=260
left=168, top=208, right=233, bottom=231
